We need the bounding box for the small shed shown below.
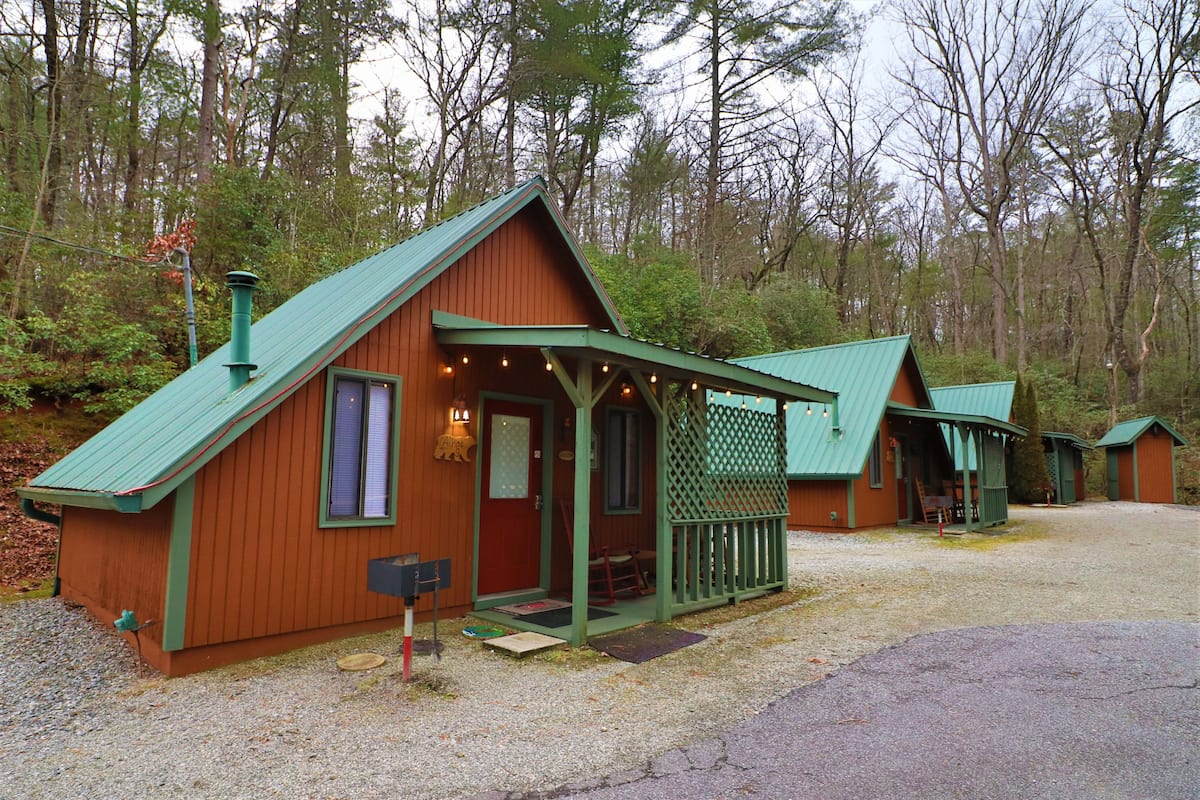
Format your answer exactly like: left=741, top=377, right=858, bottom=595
left=1095, top=416, right=1188, bottom=504
left=1041, top=432, right=1092, bottom=504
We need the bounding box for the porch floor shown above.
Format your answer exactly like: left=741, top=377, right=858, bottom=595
left=470, top=592, right=659, bottom=639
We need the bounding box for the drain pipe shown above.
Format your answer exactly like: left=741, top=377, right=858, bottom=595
left=175, top=247, right=199, bottom=368
left=224, top=271, right=259, bottom=392
left=20, top=498, right=62, bottom=595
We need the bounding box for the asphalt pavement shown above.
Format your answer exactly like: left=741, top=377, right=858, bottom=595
left=476, top=621, right=1200, bottom=799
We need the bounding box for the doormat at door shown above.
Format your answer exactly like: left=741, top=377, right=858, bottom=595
left=519, top=605, right=617, bottom=629
left=589, top=625, right=707, bottom=663
left=493, top=598, right=572, bottom=616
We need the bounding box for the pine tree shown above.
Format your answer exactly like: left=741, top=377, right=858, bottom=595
left=1011, top=377, right=1052, bottom=503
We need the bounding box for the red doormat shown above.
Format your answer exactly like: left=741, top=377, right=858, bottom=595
left=589, top=625, right=707, bottom=663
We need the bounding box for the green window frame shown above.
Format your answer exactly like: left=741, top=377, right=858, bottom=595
left=319, top=368, right=402, bottom=528
left=869, top=432, right=883, bottom=488
left=605, top=406, right=642, bottom=513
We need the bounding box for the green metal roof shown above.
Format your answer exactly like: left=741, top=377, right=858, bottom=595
left=732, top=336, right=922, bottom=478
left=928, top=381, right=1015, bottom=422
left=20, top=178, right=625, bottom=511
left=930, top=381, right=1017, bottom=472
left=1095, top=416, right=1187, bottom=448
left=433, top=314, right=837, bottom=403
left=1043, top=431, right=1094, bottom=451
left=886, top=403, right=1027, bottom=438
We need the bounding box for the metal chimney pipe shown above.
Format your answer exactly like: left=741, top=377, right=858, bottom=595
left=224, top=271, right=259, bottom=392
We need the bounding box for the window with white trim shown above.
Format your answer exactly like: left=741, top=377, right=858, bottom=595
left=323, top=371, right=398, bottom=524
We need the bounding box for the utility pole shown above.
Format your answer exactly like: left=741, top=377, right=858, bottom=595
left=175, top=247, right=198, bottom=367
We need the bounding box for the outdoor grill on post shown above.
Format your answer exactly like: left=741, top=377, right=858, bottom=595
left=367, top=554, right=452, bottom=681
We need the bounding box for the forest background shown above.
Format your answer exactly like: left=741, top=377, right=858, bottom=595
left=0, top=0, right=1197, bottom=529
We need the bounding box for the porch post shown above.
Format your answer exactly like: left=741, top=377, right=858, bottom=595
left=654, top=383, right=670, bottom=623
left=570, top=362, right=593, bottom=646
left=628, top=372, right=669, bottom=622
left=958, top=423, right=973, bottom=533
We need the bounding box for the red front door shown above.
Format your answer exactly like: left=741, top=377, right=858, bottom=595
left=477, top=399, right=544, bottom=596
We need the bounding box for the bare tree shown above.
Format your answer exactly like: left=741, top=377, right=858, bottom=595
left=395, top=0, right=508, bottom=222
left=813, top=50, right=895, bottom=321
left=896, top=0, right=1090, bottom=365
left=1042, top=0, right=1198, bottom=404
left=1096, top=0, right=1198, bottom=403
left=663, top=0, right=850, bottom=282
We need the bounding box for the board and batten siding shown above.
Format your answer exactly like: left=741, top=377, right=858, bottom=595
left=1135, top=432, right=1176, bottom=503
left=1116, top=448, right=1137, bottom=501
left=57, top=502, right=173, bottom=641
left=181, top=206, right=616, bottom=657
left=786, top=480, right=849, bottom=530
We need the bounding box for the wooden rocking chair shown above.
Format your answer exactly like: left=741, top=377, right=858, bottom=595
left=913, top=477, right=945, bottom=524
left=560, top=500, right=643, bottom=605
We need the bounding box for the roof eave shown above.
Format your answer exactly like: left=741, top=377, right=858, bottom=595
left=886, top=403, right=1028, bottom=437
left=17, top=485, right=143, bottom=513
left=435, top=322, right=837, bottom=402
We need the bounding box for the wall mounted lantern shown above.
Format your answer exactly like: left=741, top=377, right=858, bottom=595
left=451, top=395, right=471, bottom=424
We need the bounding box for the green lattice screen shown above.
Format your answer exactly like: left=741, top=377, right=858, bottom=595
left=1044, top=451, right=1059, bottom=487
left=667, top=390, right=788, bottom=522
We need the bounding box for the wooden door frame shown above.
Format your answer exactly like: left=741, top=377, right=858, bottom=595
left=893, top=433, right=911, bottom=524
left=472, top=391, right=554, bottom=609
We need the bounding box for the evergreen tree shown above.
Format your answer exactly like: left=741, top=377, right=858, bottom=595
left=1011, top=377, right=1052, bottom=503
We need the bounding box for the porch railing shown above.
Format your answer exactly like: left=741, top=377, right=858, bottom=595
left=977, top=486, right=1008, bottom=527
left=669, top=514, right=787, bottom=613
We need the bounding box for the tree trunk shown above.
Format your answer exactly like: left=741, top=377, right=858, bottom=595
left=38, top=0, right=63, bottom=227
left=985, top=211, right=1009, bottom=362
left=123, top=7, right=142, bottom=212
left=704, top=0, right=720, bottom=284
left=197, top=0, right=221, bottom=184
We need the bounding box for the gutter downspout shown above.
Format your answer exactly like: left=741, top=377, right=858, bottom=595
left=20, top=498, right=63, bottom=596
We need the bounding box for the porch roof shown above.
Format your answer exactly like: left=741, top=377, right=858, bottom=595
left=432, top=312, right=837, bottom=403
left=929, top=381, right=1015, bottom=423
left=1043, top=431, right=1094, bottom=451
left=885, top=402, right=1028, bottom=438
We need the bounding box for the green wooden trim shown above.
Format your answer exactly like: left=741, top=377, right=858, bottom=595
left=846, top=479, right=856, bottom=528
left=1171, top=445, right=1177, bottom=503
left=1106, top=449, right=1119, bottom=500
left=539, top=404, right=554, bottom=588
left=651, top=382, right=670, bottom=623
left=16, top=486, right=143, bottom=513
left=868, top=433, right=883, bottom=488
left=887, top=403, right=1027, bottom=437
left=471, top=391, right=553, bottom=603
left=162, top=477, right=194, bottom=652
left=436, top=325, right=836, bottom=403
left=542, top=348, right=584, bottom=408
left=1131, top=440, right=1140, bottom=502
left=1043, top=431, right=1094, bottom=451
left=1096, top=415, right=1188, bottom=448
left=894, top=436, right=911, bottom=524
left=570, top=364, right=594, bottom=646
left=959, top=424, right=973, bottom=533
left=602, top=405, right=644, bottom=514
left=318, top=367, right=403, bottom=529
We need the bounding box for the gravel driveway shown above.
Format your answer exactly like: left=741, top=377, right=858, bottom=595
left=2, top=501, right=1196, bottom=799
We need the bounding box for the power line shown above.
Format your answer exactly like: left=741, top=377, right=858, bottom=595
left=0, top=224, right=179, bottom=268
